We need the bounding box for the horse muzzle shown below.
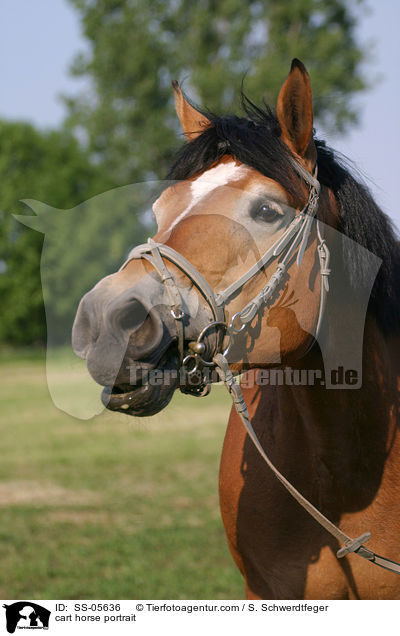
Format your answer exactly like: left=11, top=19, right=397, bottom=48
left=72, top=273, right=184, bottom=415
left=101, top=347, right=180, bottom=416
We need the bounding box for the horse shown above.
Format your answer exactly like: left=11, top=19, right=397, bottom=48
left=72, top=59, right=400, bottom=600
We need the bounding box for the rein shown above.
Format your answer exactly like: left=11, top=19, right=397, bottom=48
left=120, top=158, right=400, bottom=576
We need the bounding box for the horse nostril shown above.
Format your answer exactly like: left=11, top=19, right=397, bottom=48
left=115, top=299, right=164, bottom=355
left=118, top=299, right=149, bottom=333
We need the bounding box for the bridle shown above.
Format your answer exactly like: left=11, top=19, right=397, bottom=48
left=120, top=157, right=400, bottom=575
left=122, top=157, right=329, bottom=385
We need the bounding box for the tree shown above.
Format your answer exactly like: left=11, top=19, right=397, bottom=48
left=16, top=182, right=157, bottom=346
left=65, top=0, right=369, bottom=185
left=0, top=121, right=110, bottom=345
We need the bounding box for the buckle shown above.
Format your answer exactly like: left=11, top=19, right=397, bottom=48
left=336, top=532, right=371, bottom=558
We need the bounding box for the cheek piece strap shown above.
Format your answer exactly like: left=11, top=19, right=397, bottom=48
left=119, top=158, right=400, bottom=574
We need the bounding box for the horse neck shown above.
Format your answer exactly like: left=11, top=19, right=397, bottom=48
left=276, top=316, right=400, bottom=506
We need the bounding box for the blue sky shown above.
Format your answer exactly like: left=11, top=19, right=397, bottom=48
left=0, top=0, right=398, bottom=228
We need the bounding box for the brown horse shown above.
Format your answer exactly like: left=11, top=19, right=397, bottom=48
left=72, top=60, right=400, bottom=599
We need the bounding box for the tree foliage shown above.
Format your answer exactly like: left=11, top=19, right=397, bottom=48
left=0, top=121, right=110, bottom=344
left=16, top=183, right=156, bottom=346
left=1, top=0, right=370, bottom=346
left=66, top=0, right=369, bottom=185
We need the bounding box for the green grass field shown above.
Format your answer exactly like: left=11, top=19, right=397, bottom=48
left=0, top=352, right=243, bottom=599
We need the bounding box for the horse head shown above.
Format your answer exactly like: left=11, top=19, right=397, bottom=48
left=72, top=60, right=338, bottom=416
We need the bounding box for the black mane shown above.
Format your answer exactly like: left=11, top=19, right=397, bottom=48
left=166, top=96, right=400, bottom=335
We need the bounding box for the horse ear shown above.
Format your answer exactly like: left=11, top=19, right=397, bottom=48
left=276, top=59, right=316, bottom=170
left=172, top=80, right=211, bottom=141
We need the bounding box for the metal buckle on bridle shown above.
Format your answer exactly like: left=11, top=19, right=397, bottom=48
left=171, top=307, right=185, bottom=320
left=228, top=312, right=247, bottom=334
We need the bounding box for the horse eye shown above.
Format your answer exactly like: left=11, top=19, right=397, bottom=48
left=254, top=203, right=281, bottom=223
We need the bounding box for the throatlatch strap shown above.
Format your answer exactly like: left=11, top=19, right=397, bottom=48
left=213, top=353, right=400, bottom=576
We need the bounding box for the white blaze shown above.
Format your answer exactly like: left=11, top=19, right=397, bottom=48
left=154, top=160, right=247, bottom=232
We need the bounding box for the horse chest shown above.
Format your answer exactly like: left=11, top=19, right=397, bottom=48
left=219, top=403, right=400, bottom=600
left=219, top=441, right=351, bottom=599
